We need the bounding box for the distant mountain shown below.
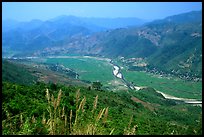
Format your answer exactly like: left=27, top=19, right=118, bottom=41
left=2, top=19, right=21, bottom=32
left=2, top=19, right=44, bottom=32
left=2, top=17, right=93, bottom=55
left=80, top=17, right=147, bottom=29
left=2, top=15, right=147, bottom=57
left=143, top=11, right=202, bottom=77
left=2, top=11, right=202, bottom=77
left=44, top=10, right=201, bottom=78
left=149, top=10, right=202, bottom=25
left=101, top=11, right=202, bottom=77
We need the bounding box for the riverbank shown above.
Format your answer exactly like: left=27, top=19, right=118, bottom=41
left=110, top=59, right=202, bottom=106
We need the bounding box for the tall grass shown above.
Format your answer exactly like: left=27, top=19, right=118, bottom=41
left=2, top=88, right=137, bottom=135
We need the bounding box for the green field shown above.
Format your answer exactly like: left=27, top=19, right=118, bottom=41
left=43, top=56, right=201, bottom=100
left=45, top=57, right=117, bottom=86
left=121, top=69, right=202, bottom=100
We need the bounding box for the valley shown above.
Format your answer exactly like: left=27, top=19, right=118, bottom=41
left=2, top=55, right=202, bottom=135
left=2, top=5, right=202, bottom=135
left=8, top=55, right=201, bottom=104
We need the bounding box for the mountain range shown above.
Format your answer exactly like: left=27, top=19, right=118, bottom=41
left=2, top=10, right=202, bottom=78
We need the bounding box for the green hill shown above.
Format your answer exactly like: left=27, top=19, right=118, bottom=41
left=2, top=59, right=37, bottom=85
left=93, top=11, right=202, bottom=78
left=2, top=81, right=202, bottom=135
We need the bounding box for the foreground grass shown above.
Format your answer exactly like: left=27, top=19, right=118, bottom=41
left=2, top=82, right=202, bottom=135
left=2, top=88, right=136, bottom=135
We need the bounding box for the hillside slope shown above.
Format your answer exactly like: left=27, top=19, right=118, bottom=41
left=2, top=81, right=202, bottom=135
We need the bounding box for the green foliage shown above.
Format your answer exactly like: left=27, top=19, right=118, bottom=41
left=92, top=82, right=103, bottom=90
left=2, top=81, right=202, bottom=135
left=2, top=59, right=37, bottom=85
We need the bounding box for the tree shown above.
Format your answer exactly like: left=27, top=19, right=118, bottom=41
left=92, top=82, right=102, bottom=90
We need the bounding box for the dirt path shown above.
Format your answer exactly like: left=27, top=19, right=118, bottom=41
left=131, top=97, right=155, bottom=111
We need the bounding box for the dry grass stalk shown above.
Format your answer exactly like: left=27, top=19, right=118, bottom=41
left=130, top=125, right=137, bottom=135
left=58, top=108, right=61, bottom=117
left=86, top=124, right=91, bottom=135
left=62, top=106, right=65, bottom=118
left=76, top=89, right=80, bottom=109
left=92, top=95, right=98, bottom=113
left=86, top=124, right=94, bottom=135
left=125, top=125, right=137, bottom=135
left=6, top=110, right=10, bottom=120
left=31, top=115, right=36, bottom=123
left=69, top=110, right=72, bottom=132
left=44, top=89, right=115, bottom=135
left=45, top=88, right=50, bottom=103
left=96, top=108, right=105, bottom=122
left=128, top=115, right=133, bottom=129
left=103, top=107, right=108, bottom=123
left=109, top=128, right=115, bottom=135
left=56, top=89, right=62, bottom=108
left=74, top=90, right=85, bottom=128
left=65, top=114, right=67, bottom=128
left=45, top=89, right=64, bottom=135
left=124, top=115, right=137, bottom=135
left=78, top=96, right=86, bottom=112
left=42, top=113, right=46, bottom=125
left=87, top=124, right=95, bottom=135
left=51, top=95, right=57, bottom=110
left=74, top=110, right=78, bottom=127
left=20, top=114, right=23, bottom=127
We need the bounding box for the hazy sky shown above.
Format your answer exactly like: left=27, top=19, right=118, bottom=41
left=2, top=2, right=202, bottom=22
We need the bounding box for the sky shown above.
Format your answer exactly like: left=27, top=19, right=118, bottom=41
left=2, top=2, right=202, bottom=22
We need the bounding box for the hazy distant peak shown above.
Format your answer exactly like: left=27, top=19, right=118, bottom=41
left=146, top=10, right=202, bottom=26
left=49, top=15, right=79, bottom=22
left=3, top=18, right=19, bottom=22
left=29, top=19, right=43, bottom=23
left=164, top=10, right=202, bottom=22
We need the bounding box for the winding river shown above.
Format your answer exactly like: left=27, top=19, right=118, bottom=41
left=110, top=60, right=202, bottom=106
left=24, top=55, right=201, bottom=106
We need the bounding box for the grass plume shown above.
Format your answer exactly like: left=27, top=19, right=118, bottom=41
left=2, top=88, right=137, bottom=135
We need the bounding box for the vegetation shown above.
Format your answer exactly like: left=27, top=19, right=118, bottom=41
left=45, top=57, right=115, bottom=86
left=2, top=59, right=37, bottom=85
left=2, top=82, right=137, bottom=135
left=2, top=81, right=202, bottom=135
left=2, top=11, right=202, bottom=135
left=121, top=68, right=202, bottom=99
left=92, top=82, right=103, bottom=90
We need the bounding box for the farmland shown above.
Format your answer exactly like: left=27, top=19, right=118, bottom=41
left=37, top=56, right=202, bottom=100
left=121, top=70, right=202, bottom=100
left=44, top=56, right=126, bottom=90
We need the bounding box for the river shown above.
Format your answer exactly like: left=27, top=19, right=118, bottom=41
left=110, top=60, right=202, bottom=106
left=25, top=55, right=202, bottom=106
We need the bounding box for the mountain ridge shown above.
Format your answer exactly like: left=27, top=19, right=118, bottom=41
left=2, top=10, right=202, bottom=78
